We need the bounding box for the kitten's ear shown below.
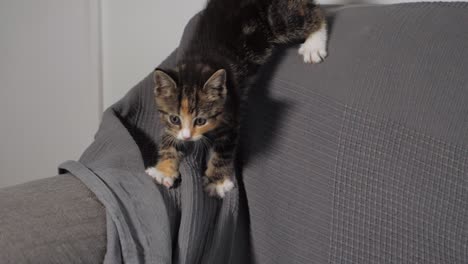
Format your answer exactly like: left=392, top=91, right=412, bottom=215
left=153, top=69, right=177, bottom=98
left=203, top=69, right=227, bottom=100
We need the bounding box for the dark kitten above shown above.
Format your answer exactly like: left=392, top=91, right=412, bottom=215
left=146, top=0, right=328, bottom=198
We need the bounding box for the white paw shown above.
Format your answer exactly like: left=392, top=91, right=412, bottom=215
left=204, top=178, right=235, bottom=198
left=298, top=23, right=328, bottom=64
left=298, top=41, right=327, bottom=64
left=145, top=167, right=176, bottom=188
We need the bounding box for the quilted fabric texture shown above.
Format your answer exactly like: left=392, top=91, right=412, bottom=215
left=242, top=3, right=468, bottom=263
left=330, top=107, right=467, bottom=263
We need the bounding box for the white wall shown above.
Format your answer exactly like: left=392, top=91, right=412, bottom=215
left=0, top=0, right=101, bottom=187
left=101, top=0, right=206, bottom=108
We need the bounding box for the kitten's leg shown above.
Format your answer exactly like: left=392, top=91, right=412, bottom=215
left=269, top=1, right=328, bottom=63
left=298, top=21, right=328, bottom=64
left=203, top=131, right=237, bottom=198
left=145, top=134, right=180, bottom=188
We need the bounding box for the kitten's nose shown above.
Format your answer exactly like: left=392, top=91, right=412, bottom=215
left=182, top=129, right=191, bottom=140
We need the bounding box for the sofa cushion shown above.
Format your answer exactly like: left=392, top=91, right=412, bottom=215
left=0, top=174, right=106, bottom=263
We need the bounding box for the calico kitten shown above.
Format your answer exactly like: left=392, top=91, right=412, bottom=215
left=146, top=0, right=328, bottom=198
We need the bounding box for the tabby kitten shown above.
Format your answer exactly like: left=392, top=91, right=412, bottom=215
left=146, top=0, right=328, bottom=198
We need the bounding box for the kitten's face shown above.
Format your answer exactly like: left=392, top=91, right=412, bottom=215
left=153, top=67, right=227, bottom=141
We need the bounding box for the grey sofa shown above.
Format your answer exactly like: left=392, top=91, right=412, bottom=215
left=1, top=3, right=467, bottom=263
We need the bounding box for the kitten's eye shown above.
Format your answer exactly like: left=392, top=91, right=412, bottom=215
left=169, top=115, right=181, bottom=125
left=194, top=117, right=207, bottom=126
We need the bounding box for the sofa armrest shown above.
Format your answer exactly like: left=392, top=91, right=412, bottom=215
left=0, top=174, right=106, bottom=263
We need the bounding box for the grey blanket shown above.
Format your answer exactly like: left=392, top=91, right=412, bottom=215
left=59, top=3, right=468, bottom=263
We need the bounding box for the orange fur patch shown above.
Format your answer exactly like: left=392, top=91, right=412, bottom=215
left=156, top=159, right=178, bottom=177
left=179, top=97, right=221, bottom=138
left=205, top=152, right=218, bottom=177
left=180, top=98, right=194, bottom=134
left=181, top=98, right=189, bottom=113
left=193, top=119, right=218, bottom=138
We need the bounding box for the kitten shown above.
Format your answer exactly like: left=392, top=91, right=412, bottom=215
left=146, top=0, right=328, bottom=198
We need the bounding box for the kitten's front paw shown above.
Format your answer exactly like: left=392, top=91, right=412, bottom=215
left=203, top=177, right=235, bottom=198
left=298, top=41, right=327, bottom=64
left=145, top=167, right=178, bottom=188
